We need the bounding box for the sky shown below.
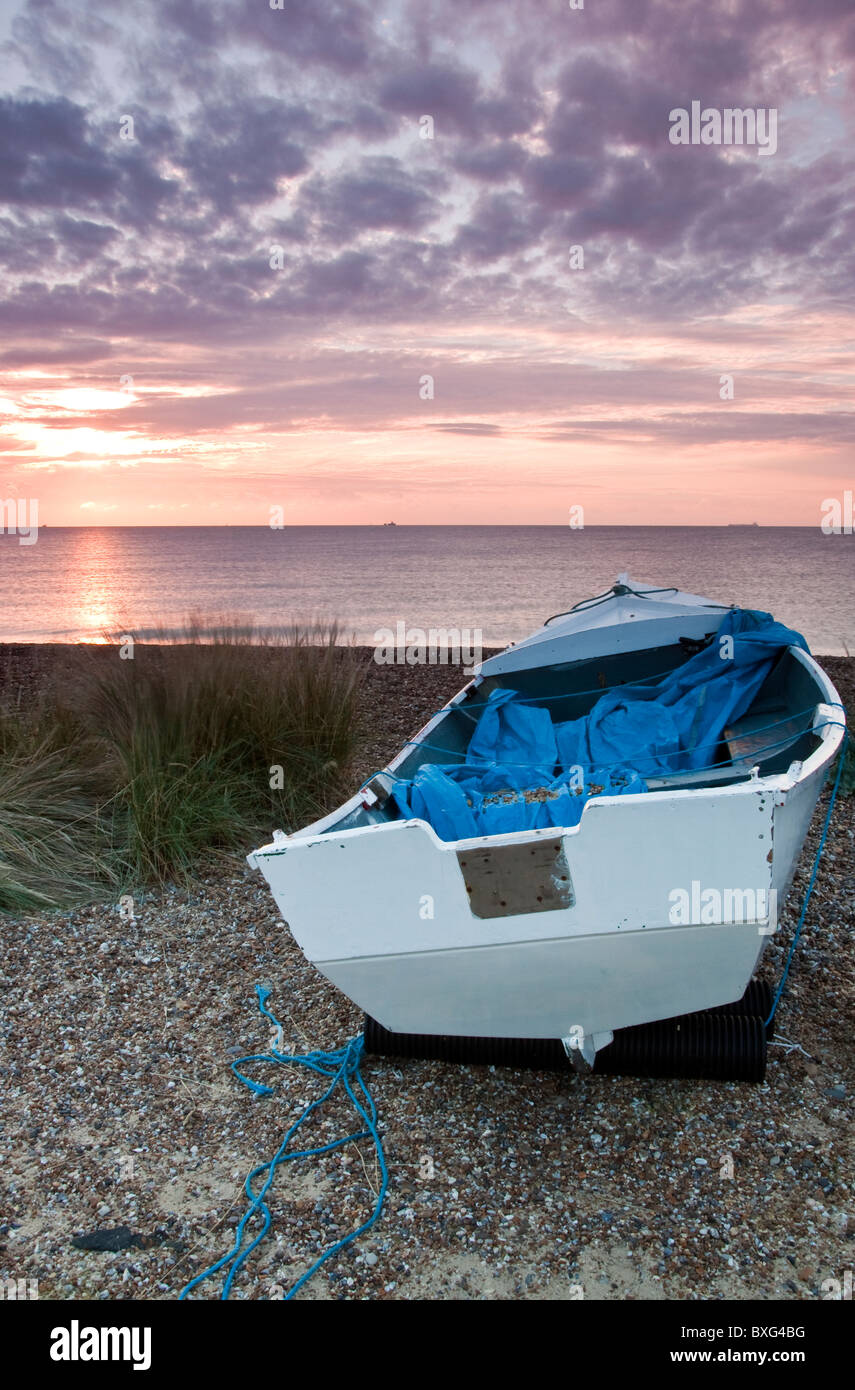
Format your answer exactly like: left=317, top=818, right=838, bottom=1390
left=0, top=0, right=853, bottom=525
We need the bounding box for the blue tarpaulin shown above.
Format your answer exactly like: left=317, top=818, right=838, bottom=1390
left=390, top=609, right=808, bottom=841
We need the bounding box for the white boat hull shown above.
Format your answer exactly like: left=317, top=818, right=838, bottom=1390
left=248, top=584, right=845, bottom=1045
left=250, top=764, right=826, bottom=1038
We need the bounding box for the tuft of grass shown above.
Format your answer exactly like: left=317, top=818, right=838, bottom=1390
left=0, top=619, right=366, bottom=908
left=0, top=710, right=117, bottom=912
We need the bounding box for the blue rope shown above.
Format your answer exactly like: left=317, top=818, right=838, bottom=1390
left=408, top=670, right=691, bottom=730
left=764, top=727, right=850, bottom=1029
left=479, top=672, right=683, bottom=706
left=373, top=670, right=717, bottom=750
left=179, top=986, right=388, bottom=1302
left=355, top=715, right=844, bottom=813
left=390, top=713, right=842, bottom=779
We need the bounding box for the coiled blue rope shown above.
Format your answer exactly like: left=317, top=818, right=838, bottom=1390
left=764, top=727, right=850, bottom=1029
left=179, top=985, right=388, bottom=1301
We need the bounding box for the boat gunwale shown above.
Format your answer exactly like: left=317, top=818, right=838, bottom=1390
left=249, top=641, right=845, bottom=862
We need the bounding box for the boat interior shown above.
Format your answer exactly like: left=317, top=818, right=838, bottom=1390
left=325, top=639, right=830, bottom=834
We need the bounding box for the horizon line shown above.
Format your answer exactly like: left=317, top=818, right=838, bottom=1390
left=7, top=522, right=833, bottom=531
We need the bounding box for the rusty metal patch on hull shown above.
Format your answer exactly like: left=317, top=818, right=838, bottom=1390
left=457, top=837, right=575, bottom=918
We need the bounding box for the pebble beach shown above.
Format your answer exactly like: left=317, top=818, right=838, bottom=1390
left=2, top=652, right=853, bottom=1302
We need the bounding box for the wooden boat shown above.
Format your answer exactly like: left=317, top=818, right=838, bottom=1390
left=248, top=577, right=845, bottom=1075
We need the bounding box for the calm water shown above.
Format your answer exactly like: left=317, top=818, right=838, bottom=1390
left=0, top=526, right=852, bottom=653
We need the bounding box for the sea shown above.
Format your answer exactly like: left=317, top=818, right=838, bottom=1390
left=0, top=526, right=852, bottom=654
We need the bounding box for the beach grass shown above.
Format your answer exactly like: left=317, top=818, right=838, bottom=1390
left=0, top=620, right=365, bottom=908
left=0, top=708, right=117, bottom=912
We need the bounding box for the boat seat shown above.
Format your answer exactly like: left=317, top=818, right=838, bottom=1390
left=724, top=706, right=810, bottom=767
left=645, top=763, right=754, bottom=791
left=647, top=703, right=814, bottom=791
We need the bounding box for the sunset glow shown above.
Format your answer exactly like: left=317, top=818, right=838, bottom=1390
left=0, top=0, right=853, bottom=525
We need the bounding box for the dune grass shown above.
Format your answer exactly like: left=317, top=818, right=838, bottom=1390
left=0, top=703, right=119, bottom=912
left=0, top=620, right=365, bottom=910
